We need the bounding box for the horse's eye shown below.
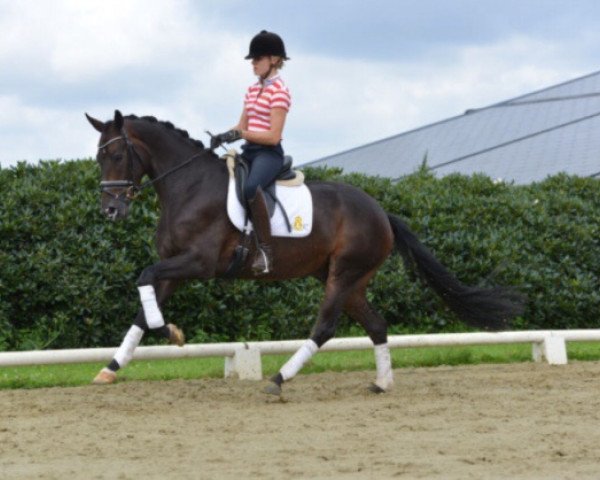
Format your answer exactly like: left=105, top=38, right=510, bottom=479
left=112, top=153, right=124, bottom=162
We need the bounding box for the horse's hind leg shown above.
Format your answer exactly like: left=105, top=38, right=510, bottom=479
left=344, top=290, right=393, bottom=393
left=265, top=269, right=364, bottom=396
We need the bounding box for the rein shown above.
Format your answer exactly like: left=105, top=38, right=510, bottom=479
left=137, top=151, right=204, bottom=193
left=99, top=130, right=204, bottom=201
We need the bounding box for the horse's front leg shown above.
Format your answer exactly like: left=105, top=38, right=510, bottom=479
left=92, top=252, right=214, bottom=385
left=92, top=279, right=180, bottom=385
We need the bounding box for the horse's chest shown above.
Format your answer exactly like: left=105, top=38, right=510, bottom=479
left=155, top=230, right=176, bottom=259
left=155, top=219, right=185, bottom=258
left=156, top=215, right=209, bottom=258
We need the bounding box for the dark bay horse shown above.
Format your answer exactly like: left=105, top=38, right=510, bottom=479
left=86, top=110, right=524, bottom=394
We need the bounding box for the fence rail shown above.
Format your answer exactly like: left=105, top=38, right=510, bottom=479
left=1, top=330, right=598, bottom=379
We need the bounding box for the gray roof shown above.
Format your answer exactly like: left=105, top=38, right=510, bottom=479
left=306, top=70, right=600, bottom=183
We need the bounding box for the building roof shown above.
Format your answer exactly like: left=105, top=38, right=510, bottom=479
left=306, top=70, right=600, bottom=183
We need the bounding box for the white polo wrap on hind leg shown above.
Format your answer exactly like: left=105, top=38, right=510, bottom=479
left=138, top=285, right=165, bottom=329
left=374, top=343, right=394, bottom=390
left=280, top=339, right=319, bottom=381
left=113, top=325, right=144, bottom=368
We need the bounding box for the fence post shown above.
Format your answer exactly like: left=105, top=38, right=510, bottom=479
left=532, top=336, right=568, bottom=365
left=224, top=346, right=263, bottom=380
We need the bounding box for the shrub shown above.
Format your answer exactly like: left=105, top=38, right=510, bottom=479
left=0, top=160, right=599, bottom=350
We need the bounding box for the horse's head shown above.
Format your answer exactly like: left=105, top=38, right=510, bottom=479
left=86, top=110, right=144, bottom=221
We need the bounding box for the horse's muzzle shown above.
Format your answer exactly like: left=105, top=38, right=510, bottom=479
left=101, top=197, right=129, bottom=221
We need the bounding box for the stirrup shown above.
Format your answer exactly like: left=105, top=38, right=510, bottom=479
left=252, top=246, right=272, bottom=275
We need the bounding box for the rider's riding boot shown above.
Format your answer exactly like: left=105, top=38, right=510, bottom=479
left=248, top=187, right=274, bottom=275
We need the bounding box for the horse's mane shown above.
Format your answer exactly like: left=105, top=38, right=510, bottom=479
left=125, top=114, right=205, bottom=150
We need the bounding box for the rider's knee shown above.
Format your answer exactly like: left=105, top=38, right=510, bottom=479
left=243, top=183, right=259, bottom=203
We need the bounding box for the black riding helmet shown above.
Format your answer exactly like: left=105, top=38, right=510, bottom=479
left=245, top=30, right=289, bottom=60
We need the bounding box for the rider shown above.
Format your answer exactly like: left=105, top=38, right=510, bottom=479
left=210, top=30, right=291, bottom=275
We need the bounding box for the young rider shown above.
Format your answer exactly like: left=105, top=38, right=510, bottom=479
left=210, top=30, right=291, bottom=275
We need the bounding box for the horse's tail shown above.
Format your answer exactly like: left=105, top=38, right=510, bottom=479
left=387, top=213, right=525, bottom=330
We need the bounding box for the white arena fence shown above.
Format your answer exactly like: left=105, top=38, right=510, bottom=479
left=1, top=330, right=599, bottom=380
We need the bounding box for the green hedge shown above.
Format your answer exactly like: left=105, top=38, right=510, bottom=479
left=1, top=159, right=599, bottom=351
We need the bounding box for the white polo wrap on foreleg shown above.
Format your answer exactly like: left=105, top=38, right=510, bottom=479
left=374, top=343, right=394, bottom=390
left=138, top=285, right=165, bottom=329
left=113, top=325, right=144, bottom=368
left=280, top=339, right=319, bottom=381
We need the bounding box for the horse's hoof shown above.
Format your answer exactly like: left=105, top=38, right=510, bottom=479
left=264, top=381, right=282, bottom=396
left=367, top=383, right=386, bottom=394
left=167, top=323, right=185, bottom=347
left=92, top=368, right=117, bottom=385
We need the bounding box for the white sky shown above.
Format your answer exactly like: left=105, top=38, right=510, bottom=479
left=1, top=0, right=599, bottom=168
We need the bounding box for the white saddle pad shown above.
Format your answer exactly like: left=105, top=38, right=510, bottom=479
left=226, top=178, right=313, bottom=238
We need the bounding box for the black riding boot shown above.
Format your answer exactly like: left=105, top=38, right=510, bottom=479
left=248, top=187, right=274, bottom=275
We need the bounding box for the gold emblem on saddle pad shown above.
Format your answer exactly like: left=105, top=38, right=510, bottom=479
left=293, top=216, right=304, bottom=231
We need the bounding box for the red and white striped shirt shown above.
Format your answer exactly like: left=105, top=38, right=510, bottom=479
left=244, top=76, right=291, bottom=133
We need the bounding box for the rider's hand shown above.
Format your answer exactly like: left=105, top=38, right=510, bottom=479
left=210, top=129, right=242, bottom=150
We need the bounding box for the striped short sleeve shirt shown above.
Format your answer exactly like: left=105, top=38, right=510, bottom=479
left=244, top=75, right=291, bottom=132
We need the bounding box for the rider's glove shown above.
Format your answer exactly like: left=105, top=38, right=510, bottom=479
left=210, top=129, right=242, bottom=150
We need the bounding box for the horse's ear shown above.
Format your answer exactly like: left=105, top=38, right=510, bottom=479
left=114, top=110, right=124, bottom=131
left=85, top=113, right=105, bottom=133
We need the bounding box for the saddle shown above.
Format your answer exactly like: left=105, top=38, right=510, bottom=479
left=220, top=150, right=312, bottom=279
left=222, top=149, right=305, bottom=219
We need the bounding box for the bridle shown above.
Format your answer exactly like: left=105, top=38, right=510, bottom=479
left=98, top=127, right=204, bottom=202
left=98, top=128, right=141, bottom=201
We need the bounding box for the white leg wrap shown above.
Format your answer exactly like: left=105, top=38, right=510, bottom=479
left=138, top=285, right=165, bottom=329
left=280, top=339, right=319, bottom=381
left=374, top=343, right=394, bottom=390
left=113, top=325, right=144, bottom=368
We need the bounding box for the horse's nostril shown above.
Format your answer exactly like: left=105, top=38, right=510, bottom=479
left=105, top=207, right=118, bottom=220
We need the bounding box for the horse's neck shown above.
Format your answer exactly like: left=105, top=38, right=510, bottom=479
left=147, top=143, right=228, bottom=213
left=129, top=121, right=228, bottom=214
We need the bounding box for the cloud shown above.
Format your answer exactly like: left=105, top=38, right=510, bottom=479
left=283, top=33, right=587, bottom=161
left=1, top=1, right=191, bottom=78
left=0, top=95, right=97, bottom=162
left=0, top=0, right=251, bottom=165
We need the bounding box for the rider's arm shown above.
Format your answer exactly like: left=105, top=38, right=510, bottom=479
left=240, top=107, right=287, bottom=146
left=234, top=109, right=249, bottom=132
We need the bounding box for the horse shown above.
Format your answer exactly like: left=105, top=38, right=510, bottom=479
left=86, top=110, right=525, bottom=395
